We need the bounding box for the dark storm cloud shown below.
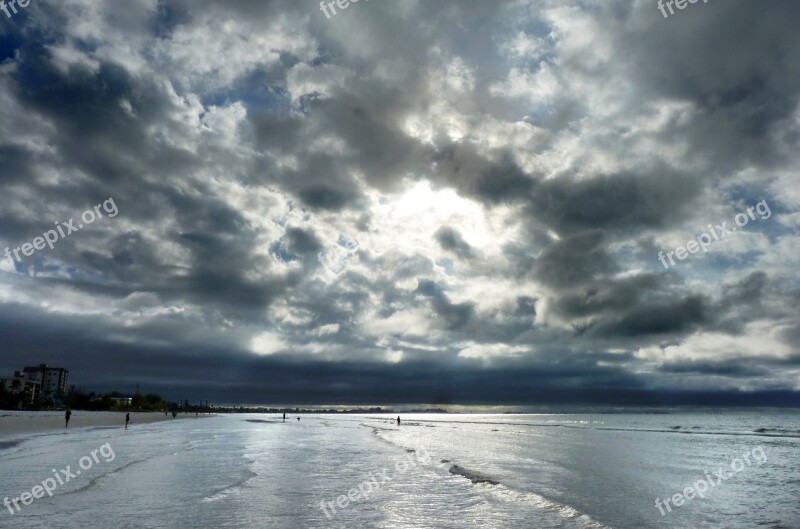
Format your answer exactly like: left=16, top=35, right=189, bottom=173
left=719, top=271, right=768, bottom=306
left=308, top=95, right=431, bottom=192
left=11, top=48, right=183, bottom=189
left=271, top=226, right=323, bottom=267
left=179, top=256, right=289, bottom=312
left=527, top=168, right=704, bottom=236
left=610, top=0, right=800, bottom=171
left=431, top=145, right=536, bottom=204
left=548, top=275, right=659, bottom=320
left=435, top=226, right=475, bottom=260
left=0, top=0, right=797, bottom=406
left=532, top=230, right=617, bottom=288
left=594, top=294, right=711, bottom=338
left=415, top=280, right=475, bottom=331
left=0, top=144, right=36, bottom=184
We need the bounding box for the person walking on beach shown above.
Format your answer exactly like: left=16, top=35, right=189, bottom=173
left=125, top=413, right=130, bottom=429
left=65, top=409, right=71, bottom=428
left=397, top=416, right=401, bottom=426
left=282, top=413, right=286, bottom=421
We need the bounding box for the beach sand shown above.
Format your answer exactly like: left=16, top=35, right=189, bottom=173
left=0, top=410, right=206, bottom=439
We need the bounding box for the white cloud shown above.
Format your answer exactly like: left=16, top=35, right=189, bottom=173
left=251, top=332, right=288, bottom=356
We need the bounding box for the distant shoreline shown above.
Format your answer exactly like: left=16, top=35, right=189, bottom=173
left=0, top=410, right=211, bottom=440
left=200, top=405, right=800, bottom=415
left=210, top=407, right=449, bottom=414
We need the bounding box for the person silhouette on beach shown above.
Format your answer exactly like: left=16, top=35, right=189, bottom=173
left=125, top=413, right=130, bottom=429
left=65, top=409, right=71, bottom=428
left=283, top=413, right=286, bottom=421
left=397, top=416, right=401, bottom=425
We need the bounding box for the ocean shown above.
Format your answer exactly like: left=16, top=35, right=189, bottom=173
left=1, top=411, right=798, bottom=528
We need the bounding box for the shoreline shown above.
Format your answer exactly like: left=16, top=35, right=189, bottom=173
left=0, top=410, right=210, bottom=440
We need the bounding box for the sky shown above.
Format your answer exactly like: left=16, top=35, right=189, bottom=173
left=0, top=0, right=798, bottom=406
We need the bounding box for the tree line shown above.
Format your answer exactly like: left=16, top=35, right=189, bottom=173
left=0, top=381, right=177, bottom=411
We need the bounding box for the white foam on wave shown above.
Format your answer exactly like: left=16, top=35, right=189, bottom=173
left=484, top=484, right=614, bottom=529
left=367, top=420, right=614, bottom=529
left=201, top=469, right=259, bottom=503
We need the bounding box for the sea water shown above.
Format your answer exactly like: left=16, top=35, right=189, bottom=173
left=1, top=411, right=798, bottom=528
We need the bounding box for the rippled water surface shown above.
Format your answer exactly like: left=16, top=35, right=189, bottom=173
left=1, top=411, right=798, bottom=528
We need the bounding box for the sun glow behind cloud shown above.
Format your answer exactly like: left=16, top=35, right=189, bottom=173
left=0, top=0, right=798, bottom=404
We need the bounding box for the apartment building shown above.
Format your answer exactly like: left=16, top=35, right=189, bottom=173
left=21, top=364, right=69, bottom=401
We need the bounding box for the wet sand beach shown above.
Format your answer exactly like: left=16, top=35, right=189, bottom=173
left=0, top=410, right=205, bottom=439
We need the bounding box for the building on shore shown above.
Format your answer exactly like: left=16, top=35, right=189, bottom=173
left=110, top=396, right=133, bottom=408
left=21, top=364, right=69, bottom=402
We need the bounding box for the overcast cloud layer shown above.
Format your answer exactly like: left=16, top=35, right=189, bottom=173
left=0, top=0, right=798, bottom=406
